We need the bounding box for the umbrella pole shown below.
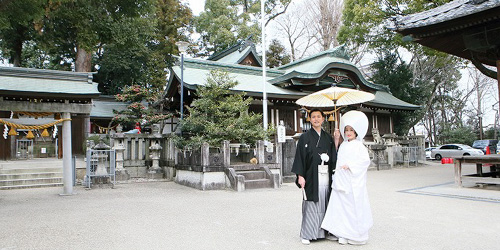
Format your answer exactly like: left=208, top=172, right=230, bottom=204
left=334, top=102, right=339, bottom=129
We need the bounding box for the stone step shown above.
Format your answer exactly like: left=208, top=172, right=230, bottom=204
left=230, top=164, right=263, bottom=171
left=0, top=172, right=62, bottom=180
left=0, top=167, right=63, bottom=175
left=236, top=170, right=266, bottom=180
left=0, top=177, right=63, bottom=187
left=0, top=183, right=63, bottom=190
left=244, top=179, right=272, bottom=189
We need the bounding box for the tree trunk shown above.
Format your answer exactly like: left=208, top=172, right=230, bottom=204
left=75, top=44, right=92, bottom=72
left=11, top=26, right=25, bottom=67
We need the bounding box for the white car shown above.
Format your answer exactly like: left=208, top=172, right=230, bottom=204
left=425, top=147, right=438, bottom=159
left=430, top=144, right=484, bottom=160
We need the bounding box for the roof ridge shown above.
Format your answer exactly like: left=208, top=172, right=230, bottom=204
left=176, top=56, right=283, bottom=74
left=0, top=66, right=94, bottom=83
left=278, top=45, right=350, bottom=69
left=208, top=38, right=256, bottom=61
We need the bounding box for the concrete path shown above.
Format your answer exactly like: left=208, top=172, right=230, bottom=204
left=0, top=161, right=499, bottom=250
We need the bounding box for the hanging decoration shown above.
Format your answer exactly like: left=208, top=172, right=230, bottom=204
left=41, top=129, right=50, bottom=137
left=0, top=118, right=70, bottom=130
left=0, top=118, right=70, bottom=139
left=8, top=126, right=17, bottom=136
left=94, top=123, right=118, bottom=134
left=26, top=130, right=35, bottom=139
left=3, top=125, right=8, bottom=139
left=53, top=124, right=58, bottom=138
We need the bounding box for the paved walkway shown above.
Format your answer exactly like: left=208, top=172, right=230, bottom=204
left=0, top=160, right=499, bottom=250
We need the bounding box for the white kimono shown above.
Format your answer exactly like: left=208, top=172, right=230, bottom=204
left=321, top=139, right=373, bottom=242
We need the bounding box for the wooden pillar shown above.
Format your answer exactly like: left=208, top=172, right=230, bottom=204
left=297, top=109, right=303, bottom=133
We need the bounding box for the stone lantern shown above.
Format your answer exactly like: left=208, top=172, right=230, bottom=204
left=147, top=124, right=163, bottom=179
left=113, top=125, right=130, bottom=181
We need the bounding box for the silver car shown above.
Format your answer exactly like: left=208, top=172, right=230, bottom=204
left=431, top=144, right=484, bottom=160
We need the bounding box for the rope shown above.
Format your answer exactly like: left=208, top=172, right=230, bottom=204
left=94, top=123, right=118, bottom=134
left=0, top=118, right=71, bottom=130
left=15, top=111, right=54, bottom=118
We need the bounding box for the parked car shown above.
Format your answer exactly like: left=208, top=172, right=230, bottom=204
left=425, top=147, right=438, bottom=159
left=431, top=144, right=484, bottom=160
left=472, top=139, right=498, bottom=154
left=497, top=141, right=500, bottom=154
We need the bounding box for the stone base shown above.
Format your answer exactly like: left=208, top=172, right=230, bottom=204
left=370, top=162, right=391, bottom=170
left=147, top=168, right=164, bottom=179
left=162, top=167, right=175, bottom=181
left=175, top=170, right=226, bottom=190
left=115, top=169, right=130, bottom=181
left=283, top=175, right=296, bottom=183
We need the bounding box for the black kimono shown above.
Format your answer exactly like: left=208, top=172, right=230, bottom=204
left=292, top=129, right=337, bottom=201
left=291, top=128, right=337, bottom=240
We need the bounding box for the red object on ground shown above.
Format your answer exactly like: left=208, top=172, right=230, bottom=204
left=485, top=146, right=491, bottom=167
left=441, top=158, right=453, bottom=164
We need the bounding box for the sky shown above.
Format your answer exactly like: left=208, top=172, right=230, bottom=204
left=183, top=0, right=205, bottom=15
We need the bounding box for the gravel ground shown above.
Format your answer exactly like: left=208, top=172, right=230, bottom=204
left=1, top=161, right=499, bottom=250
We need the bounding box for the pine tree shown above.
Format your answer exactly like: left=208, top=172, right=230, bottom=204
left=177, top=70, right=273, bottom=149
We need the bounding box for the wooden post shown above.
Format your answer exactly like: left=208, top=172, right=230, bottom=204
left=223, top=140, right=230, bottom=168
left=201, top=142, right=209, bottom=167
left=497, top=60, right=500, bottom=122
left=454, top=159, right=462, bottom=188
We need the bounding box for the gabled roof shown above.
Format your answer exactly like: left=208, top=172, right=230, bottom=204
left=0, top=66, right=100, bottom=97
left=273, top=46, right=390, bottom=92
left=166, top=48, right=419, bottom=111
left=168, top=57, right=303, bottom=99
left=207, top=39, right=263, bottom=66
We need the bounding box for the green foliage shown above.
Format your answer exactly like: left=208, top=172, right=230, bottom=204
left=338, top=0, right=455, bottom=57
left=369, top=52, right=418, bottom=134
left=113, top=85, right=171, bottom=128
left=483, top=127, right=499, bottom=140
left=194, top=0, right=257, bottom=55
left=194, top=0, right=290, bottom=56
left=177, top=70, right=273, bottom=149
left=338, top=0, right=468, bottom=139
left=438, top=125, right=476, bottom=146
left=0, top=0, right=48, bottom=66
left=267, top=39, right=290, bottom=68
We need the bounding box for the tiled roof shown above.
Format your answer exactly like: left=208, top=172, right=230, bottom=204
left=392, top=0, right=500, bottom=31
left=91, top=98, right=129, bottom=118
left=366, top=91, right=420, bottom=111
left=207, top=39, right=263, bottom=66
left=170, top=57, right=304, bottom=98
left=167, top=51, right=419, bottom=110
left=273, top=46, right=389, bottom=92
left=0, top=66, right=99, bottom=96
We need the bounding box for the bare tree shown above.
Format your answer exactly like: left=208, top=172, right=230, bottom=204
left=467, top=66, right=496, bottom=139
left=273, top=2, right=316, bottom=61
left=305, top=0, right=343, bottom=51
